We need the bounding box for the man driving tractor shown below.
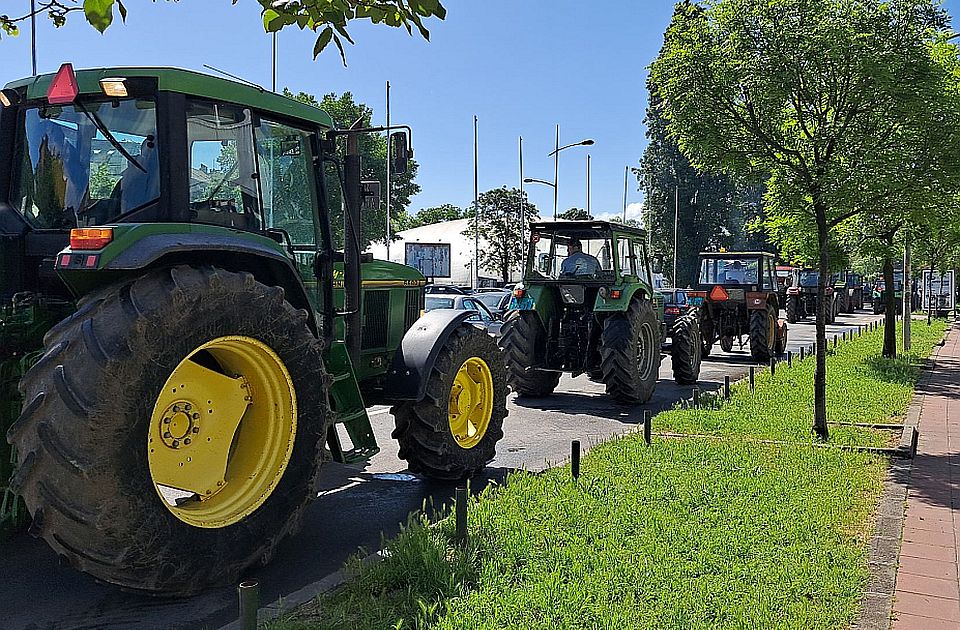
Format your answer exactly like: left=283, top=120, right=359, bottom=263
left=561, top=238, right=600, bottom=276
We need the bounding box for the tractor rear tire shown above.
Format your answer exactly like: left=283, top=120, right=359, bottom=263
left=6, top=266, right=329, bottom=595
left=700, top=315, right=714, bottom=357
left=599, top=299, right=662, bottom=404
left=786, top=295, right=799, bottom=323
left=392, top=324, right=508, bottom=480
left=749, top=304, right=777, bottom=362
left=670, top=313, right=702, bottom=385
left=499, top=311, right=560, bottom=396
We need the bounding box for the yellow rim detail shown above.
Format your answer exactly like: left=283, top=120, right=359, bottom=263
left=448, top=357, right=494, bottom=450
left=148, top=336, right=297, bottom=529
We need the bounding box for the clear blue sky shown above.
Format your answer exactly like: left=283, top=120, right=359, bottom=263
left=3, top=0, right=958, bottom=223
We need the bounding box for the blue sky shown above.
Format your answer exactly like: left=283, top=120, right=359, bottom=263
left=3, top=0, right=958, bottom=223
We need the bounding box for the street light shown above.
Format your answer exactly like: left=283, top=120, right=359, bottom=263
left=523, top=177, right=555, bottom=188
left=545, top=125, right=594, bottom=220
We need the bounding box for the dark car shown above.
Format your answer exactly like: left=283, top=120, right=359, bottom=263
left=424, top=294, right=503, bottom=337
left=472, top=290, right=513, bottom=319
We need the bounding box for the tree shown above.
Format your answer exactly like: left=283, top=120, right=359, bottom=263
left=285, top=90, right=420, bottom=249
left=396, top=204, right=468, bottom=231
left=650, top=0, right=960, bottom=440
left=638, top=80, right=768, bottom=287
left=0, top=1, right=446, bottom=64
left=463, top=187, right=539, bottom=283
left=558, top=208, right=593, bottom=221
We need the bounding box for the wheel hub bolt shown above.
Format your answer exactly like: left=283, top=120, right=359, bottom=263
left=172, top=439, right=180, bottom=448
left=164, top=431, right=172, bottom=439
left=163, top=417, right=171, bottom=424
left=192, top=413, right=200, bottom=420
left=172, top=404, right=180, bottom=413
left=192, top=426, right=200, bottom=434
left=184, top=403, right=192, bottom=411
left=184, top=438, right=191, bottom=445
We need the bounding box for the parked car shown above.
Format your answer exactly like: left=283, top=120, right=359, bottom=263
left=424, top=284, right=468, bottom=295
left=424, top=294, right=503, bottom=337
left=472, top=290, right=513, bottom=319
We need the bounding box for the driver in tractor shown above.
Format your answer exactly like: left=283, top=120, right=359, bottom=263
left=723, top=260, right=746, bottom=284
left=560, top=238, right=600, bottom=277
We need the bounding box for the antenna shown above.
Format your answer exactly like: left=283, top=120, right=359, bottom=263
left=202, top=64, right=265, bottom=92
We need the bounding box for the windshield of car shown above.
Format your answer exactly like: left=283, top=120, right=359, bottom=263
left=798, top=271, right=819, bottom=287
left=475, top=292, right=509, bottom=309
left=425, top=296, right=456, bottom=310
left=528, top=229, right=617, bottom=281
left=699, top=258, right=759, bottom=285
left=664, top=290, right=687, bottom=305
left=15, top=98, right=159, bottom=229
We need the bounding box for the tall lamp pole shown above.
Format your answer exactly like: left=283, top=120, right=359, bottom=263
left=31, top=0, right=37, bottom=76
left=622, top=165, right=629, bottom=222
left=586, top=154, right=591, bottom=217
left=519, top=136, right=524, bottom=277
left=385, top=81, right=392, bottom=260
left=546, top=127, right=594, bottom=220
left=473, top=115, right=479, bottom=289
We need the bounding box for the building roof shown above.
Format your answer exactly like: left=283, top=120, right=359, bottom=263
left=529, top=220, right=647, bottom=238
left=5, top=66, right=335, bottom=129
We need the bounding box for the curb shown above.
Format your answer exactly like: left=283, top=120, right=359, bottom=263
left=851, top=324, right=951, bottom=630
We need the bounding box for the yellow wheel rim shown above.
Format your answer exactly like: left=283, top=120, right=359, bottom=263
left=147, top=336, right=297, bottom=529
left=448, top=357, right=494, bottom=450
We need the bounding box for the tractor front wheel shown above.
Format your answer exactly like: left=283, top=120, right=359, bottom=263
left=599, top=299, right=662, bottom=404
left=392, top=324, right=508, bottom=480
left=6, top=266, right=329, bottom=595
left=749, top=304, right=777, bottom=362
left=498, top=311, right=560, bottom=396
left=670, top=313, right=702, bottom=385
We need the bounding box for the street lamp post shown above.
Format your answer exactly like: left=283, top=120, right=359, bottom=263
left=545, top=125, right=594, bottom=220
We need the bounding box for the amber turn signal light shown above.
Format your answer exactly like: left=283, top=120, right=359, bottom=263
left=70, top=228, right=114, bottom=250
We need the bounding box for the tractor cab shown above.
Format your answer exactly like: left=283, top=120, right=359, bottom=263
left=692, top=251, right=786, bottom=361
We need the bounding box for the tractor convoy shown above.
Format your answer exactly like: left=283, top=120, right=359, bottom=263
left=0, top=65, right=866, bottom=596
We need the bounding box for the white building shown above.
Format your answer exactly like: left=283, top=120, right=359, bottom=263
left=368, top=218, right=519, bottom=287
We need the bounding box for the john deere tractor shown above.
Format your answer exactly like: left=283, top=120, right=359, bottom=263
left=0, top=65, right=508, bottom=594
left=691, top=251, right=787, bottom=362
left=499, top=221, right=701, bottom=404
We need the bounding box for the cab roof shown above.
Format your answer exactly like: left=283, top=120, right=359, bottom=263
left=529, top=220, right=647, bottom=238
left=698, top=251, right=776, bottom=259
left=4, top=66, right=335, bottom=129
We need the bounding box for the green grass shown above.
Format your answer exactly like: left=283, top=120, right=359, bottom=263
left=271, top=319, right=948, bottom=630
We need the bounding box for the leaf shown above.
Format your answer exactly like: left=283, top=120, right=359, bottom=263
left=313, top=26, right=334, bottom=58
left=263, top=8, right=282, bottom=32
left=83, top=0, right=115, bottom=33
left=117, top=1, right=127, bottom=22
left=333, top=33, right=347, bottom=66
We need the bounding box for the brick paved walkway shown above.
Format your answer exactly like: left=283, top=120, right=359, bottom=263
left=891, top=327, right=960, bottom=629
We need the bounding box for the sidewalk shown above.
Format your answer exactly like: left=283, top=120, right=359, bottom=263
left=891, top=326, right=960, bottom=629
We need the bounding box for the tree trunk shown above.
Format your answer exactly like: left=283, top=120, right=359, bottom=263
left=812, top=204, right=830, bottom=441
left=882, top=257, right=897, bottom=358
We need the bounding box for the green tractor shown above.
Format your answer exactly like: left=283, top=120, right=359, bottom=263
left=0, top=65, right=509, bottom=593
left=499, top=221, right=701, bottom=404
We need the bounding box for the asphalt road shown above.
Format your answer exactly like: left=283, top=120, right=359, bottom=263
left=0, top=311, right=882, bottom=630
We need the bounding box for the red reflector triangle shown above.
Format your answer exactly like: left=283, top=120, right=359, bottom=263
left=47, top=63, right=79, bottom=105
left=709, top=285, right=729, bottom=301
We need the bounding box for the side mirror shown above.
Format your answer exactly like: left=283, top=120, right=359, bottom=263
left=390, top=131, right=410, bottom=175
left=361, top=180, right=381, bottom=211
left=538, top=252, right=551, bottom=274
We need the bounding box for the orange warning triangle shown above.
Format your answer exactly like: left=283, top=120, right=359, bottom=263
left=709, top=285, right=729, bottom=301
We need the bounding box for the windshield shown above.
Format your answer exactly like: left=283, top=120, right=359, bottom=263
left=15, top=98, right=159, bottom=229
left=475, top=293, right=508, bottom=309
left=699, top=258, right=759, bottom=285
left=797, top=271, right=819, bottom=287
left=528, top=229, right=618, bottom=281
left=425, top=296, right=456, bottom=310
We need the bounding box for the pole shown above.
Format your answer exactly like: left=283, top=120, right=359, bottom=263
left=673, top=185, right=679, bottom=286
left=903, top=238, right=912, bottom=351
left=385, top=81, right=392, bottom=261
left=271, top=32, right=277, bottom=92
left=623, top=166, right=629, bottom=222
left=474, top=115, right=479, bottom=289
left=519, top=135, right=524, bottom=278
left=31, top=0, right=37, bottom=76
left=553, top=124, right=560, bottom=221
left=586, top=154, right=591, bottom=217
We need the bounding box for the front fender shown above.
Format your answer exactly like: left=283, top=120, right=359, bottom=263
left=382, top=309, right=474, bottom=401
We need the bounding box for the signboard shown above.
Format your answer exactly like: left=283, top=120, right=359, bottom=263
left=920, top=269, right=955, bottom=313
left=405, top=243, right=451, bottom=278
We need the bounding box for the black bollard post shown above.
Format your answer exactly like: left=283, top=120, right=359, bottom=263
left=693, top=387, right=700, bottom=407
left=455, top=487, right=468, bottom=544
left=770, top=357, right=776, bottom=377
left=749, top=366, right=755, bottom=391
left=724, top=375, right=731, bottom=399
left=571, top=440, right=581, bottom=480
left=833, top=335, right=838, bottom=348
left=787, top=350, right=793, bottom=368
left=800, top=346, right=805, bottom=361
left=239, top=581, right=259, bottom=630
left=643, top=410, right=652, bottom=446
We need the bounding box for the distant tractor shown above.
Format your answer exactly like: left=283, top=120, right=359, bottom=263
left=831, top=271, right=863, bottom=314
left=785, top=269, right=839, bottom=323
left=0, top=65, right=509, bottom=594
left=873, top=271, right=905, bottom=315
left=690, top=252, right=787, bottom=362
left=499, top=221, right=702, bottom=404
left=775, top=265, right=794, bottom=305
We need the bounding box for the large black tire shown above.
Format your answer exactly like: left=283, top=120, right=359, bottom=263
left=786, top=295, right=799, bottom=324
left=700, top=314, right=714, bottom=357
left=670, top=313, right=702, bottom=385
left=6, top=266, right=329, bottom=595
left=392, top=324, right=508, bottom=480
left=749, top=304, right=777, bottom=362
left=599, top=299, right=662, bottom=404
left=498, top=311, right=560, bottom=396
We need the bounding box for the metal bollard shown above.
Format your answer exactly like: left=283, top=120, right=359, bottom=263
left=749, top=366, right=755, bottom=391
left=643, top=410, right=651, bottom=446
left=693, top=387, right=700, bottom=407
left=833, top=335, right=838, bottom=348
left=455, top=487, right=468, bottom=544
left=800, top=346, right=805, bottom=361
left=571, top=440, right=581, bottom=480
left=787, top=350, right=793, bottom=368
left=238, top=580, right=259, bottom=630
left=769, top=357, right=776, bottom=377
left=724, top=375, right=731, bottom=399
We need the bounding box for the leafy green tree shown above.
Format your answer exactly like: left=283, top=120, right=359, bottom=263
left=650, top=0, right=960, bottom=439
left=1, top=1, right=446, bottom=64
left=396, top=204, right=468, bottom=231
left=285, top=90, right=420, bottom=249
left=463, top=187, right=539, bottom=283
left=558, top=208, right=593, bottom=221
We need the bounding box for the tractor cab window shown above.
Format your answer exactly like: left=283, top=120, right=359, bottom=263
left=618, top=237, right=636, bottom=276
left=255, top=119, right=318, bottom=247
left=529, top=230, right=617, bottom=281
left=797, top=270, right=820, bottom=287
left=699, top=258, right=760, bottom=285
left=187, top=102, right=260, bottom=230
left=15, top=98, right=160, bottom=229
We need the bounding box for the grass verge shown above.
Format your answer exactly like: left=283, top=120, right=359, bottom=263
left=271, top=319, right=948, bottom=630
